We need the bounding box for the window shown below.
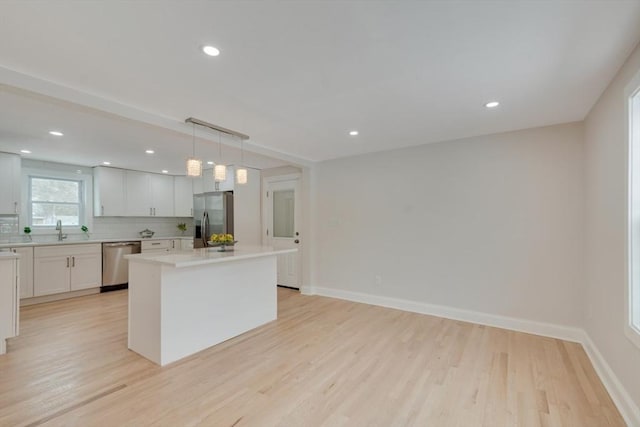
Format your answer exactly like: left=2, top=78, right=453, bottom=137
left=628, top=81, right=640, bottom=348
left=29, top=176, right=84, bottom=227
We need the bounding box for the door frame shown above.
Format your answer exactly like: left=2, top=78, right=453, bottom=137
left=262, top=173, right=302, bottom=289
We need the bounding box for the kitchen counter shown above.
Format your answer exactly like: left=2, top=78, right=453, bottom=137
left=127, top=245, right=297, bottom=366
left=125, top=246, right=296, bottom=268
left=0, top=236, right=192, bottom=249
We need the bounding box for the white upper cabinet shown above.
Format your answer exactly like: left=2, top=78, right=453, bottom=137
left=149, top=174, right=174, bottom=217
left=174, top=176, right=194, bottom=217
left=125, top=170, right=152, bottom=216
left=125, top=171, right=174, bottom=217
left=93, top=166, right=126, bottom=216
left=202, top=166, right=235, bottom=193
left=0, top=152, right=21, bottom=215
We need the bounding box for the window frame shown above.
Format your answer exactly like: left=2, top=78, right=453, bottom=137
left=626, top=70, right=640, bottom=350
left=28, top=175, right=85, bottom=228
left=20, top=164, right=93, bottom=235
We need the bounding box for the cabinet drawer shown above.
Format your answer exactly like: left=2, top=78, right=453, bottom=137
left=35, top=243, right=101, bottom=258
left=141, top=240, right=170, bottom=252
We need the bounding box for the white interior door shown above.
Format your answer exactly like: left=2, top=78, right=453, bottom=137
left=264, top=178, right=301, bottom=289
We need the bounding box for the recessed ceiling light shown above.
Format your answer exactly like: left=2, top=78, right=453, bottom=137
left=202, top=46, right=220, bottom=57
left=49, top=131, right=63, bottom=136
left=485, top=101, right=500, bottom=108
left=162, top=170, right=168, bottom=174
left=207, top=161, right=214, bottom=165
left=145, top=149, right=155, bottom=154
left=103, top=161, right=111, bottom=165
left=349, top=130, right=359, bottom=136
left=76, top=170, right=82, bottom=174
left=20, top=149, right=31, bottom=154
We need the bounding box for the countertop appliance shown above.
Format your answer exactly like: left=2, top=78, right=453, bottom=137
left=193, top=191, right=234, bottom=249
left=102, top=241, right=141, bottom=292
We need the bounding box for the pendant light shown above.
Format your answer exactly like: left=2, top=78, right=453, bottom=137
left=235, top=135, right=248, bottom=185
left=214, top=130, right=227, bottom=182
left=186, top=122, right=202, bottom=177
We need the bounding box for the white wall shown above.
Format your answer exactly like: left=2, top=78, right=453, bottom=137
left=584, top=42, right=640, bottom=414
left=313, top=123, right=584, bottom=328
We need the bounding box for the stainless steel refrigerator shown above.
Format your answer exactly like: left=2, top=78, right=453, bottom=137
left=193, top=191, right=234, bottom=248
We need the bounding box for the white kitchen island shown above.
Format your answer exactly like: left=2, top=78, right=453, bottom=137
left=125, top=246, right=296, bottom=366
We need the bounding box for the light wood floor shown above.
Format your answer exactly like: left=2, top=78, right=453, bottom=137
left=0, top=289, right=624, bottom=427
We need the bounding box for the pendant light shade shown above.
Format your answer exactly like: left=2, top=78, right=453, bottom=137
left=235, top=167, right=248, bottom=185
left=186, top=158, right=202, bottom=177
left=214, top=164, right=227, bottom=181
left=186, top=122, right=202, bottom=177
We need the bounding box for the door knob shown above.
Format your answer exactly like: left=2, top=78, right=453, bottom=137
left=294, top=239, right=300, bottom=244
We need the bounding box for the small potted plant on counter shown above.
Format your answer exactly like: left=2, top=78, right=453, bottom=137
left=23, top=226, right=31, bottom=241
left=177, top=222, right=187, bottom=235
left=81, top=225, right=90, bottom=239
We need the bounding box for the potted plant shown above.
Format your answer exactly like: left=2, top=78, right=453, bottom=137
left=81, top=225, right=90, bottom=239
left=177, top=222, right=187, bottom=235
left=23, top=226, right=31, bottom=241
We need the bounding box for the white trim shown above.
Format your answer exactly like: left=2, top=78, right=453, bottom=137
left=625, top=68, right=640, bottom=350
left=311, top=286, right=583, bottom=342
left=581, top=333, right=640, bottom=427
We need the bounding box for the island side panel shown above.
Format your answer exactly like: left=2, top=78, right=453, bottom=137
left=128, top=261, right=162, bottom=364
left=160, top=255, right=277, bottom=366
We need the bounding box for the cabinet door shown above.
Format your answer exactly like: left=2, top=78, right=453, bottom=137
left=125, top=171, right=151, bottom=216
left=93, top=167, right=126, bottom=216
left=70, top=253, right=101, bottom=291
left=202, top=166, right=234, bottom=192
left=34, top=256, right=70, bottom=296
left=149, top=174, right=174, bottom=217
left=0, top=258, right=18, bottom=346
left=0, top=153, right=20, bottom=215
left=174, top=176, right=194, bottom=217
left=11, top=247, right=34, bottom=298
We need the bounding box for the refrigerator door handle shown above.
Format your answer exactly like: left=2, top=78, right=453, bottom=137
left=202, top=211, right=209, bottom=247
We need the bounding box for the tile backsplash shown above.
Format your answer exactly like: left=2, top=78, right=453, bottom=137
left=0, top=216, right=19, bottom=238
left=91, top=217, right=193, bottom=240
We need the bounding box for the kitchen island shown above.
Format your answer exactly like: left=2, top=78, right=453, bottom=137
left=125, top=246, right=296, bottom=366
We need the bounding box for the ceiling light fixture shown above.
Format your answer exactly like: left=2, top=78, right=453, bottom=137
left=214, top=131, right=227, bottom=182
left=162, top=170, right=168, bottom=174
left=202, top=45, right=220, bottom=57
left=49, top=131, right=63, bottom=136
left=183, top=117, right=249, bottom=182
left=145, top=149, right=155, bottom=154
left=103, top=161, right=111, bottom=165
left=235, top=136, right=248, bottom=185
left=485, top=101, right=500, bottom=108
left=349, top=130, right=359, bottom=136
left=207, top=161, right=214, bottom=165
left=186, top=121, right=202, bottom=177
left=20, top=149, right=31, bottom=154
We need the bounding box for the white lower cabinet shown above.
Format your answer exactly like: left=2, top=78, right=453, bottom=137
left=10, top=247, right=33, bottom=298
left=141, top=239, right=171, bottom=254
left=0, top=255, right=19, bottom=354
left=34, top=244, right=101, bottom=297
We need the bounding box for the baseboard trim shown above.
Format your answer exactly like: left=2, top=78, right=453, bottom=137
left=580, top=332, right=640, bottom=427
left=312, top=286, right=583, bottom=342
left=311, top=286, right=639, bottom=426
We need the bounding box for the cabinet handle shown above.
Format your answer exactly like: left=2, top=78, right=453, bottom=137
left=190, top=208, right=193, bottom=216
left=150, top=207, right=153, bottom=216
left=66, top=257, right=70, bottom=268
left=72, top=256, right=75, bottom=267
left=101, top=205, right=104, bottom=216
left=14, top=202, right=17, bottom=214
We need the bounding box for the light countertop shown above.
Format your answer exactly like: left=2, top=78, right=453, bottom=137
left=0, top=236, right=193, bottom=249
left=125, top=245, right=297, bottom=268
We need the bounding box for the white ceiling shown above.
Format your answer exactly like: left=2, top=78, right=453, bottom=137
left=0, top=0, right=639, bottom=169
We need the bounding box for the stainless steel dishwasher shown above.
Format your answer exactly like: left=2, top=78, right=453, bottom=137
left=102, top=241, right=141, bottom=292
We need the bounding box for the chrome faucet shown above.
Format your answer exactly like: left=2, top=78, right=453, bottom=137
left=56, top=220, right=64, bottom=241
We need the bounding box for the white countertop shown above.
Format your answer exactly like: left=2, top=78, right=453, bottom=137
left=0, top=252, right=19, bottom=259
left=0, top=236, right=193, bottom=249
left=125, top=245, right=297, bottom=268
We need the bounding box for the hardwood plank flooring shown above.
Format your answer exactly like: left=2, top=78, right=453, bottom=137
left=0, top=289, right=625, bottom=426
